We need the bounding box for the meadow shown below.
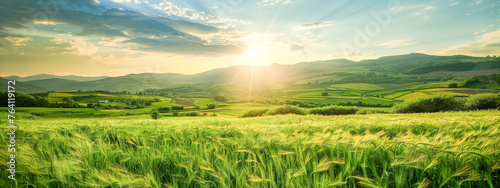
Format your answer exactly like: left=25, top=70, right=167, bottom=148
left=0, top=110, right=499, bottom=187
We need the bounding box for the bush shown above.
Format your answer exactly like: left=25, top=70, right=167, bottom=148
left=356, top=108, right=391, bottom=114
left=185, top=112, right=199, bottom=116
left=240, top=108, right=270, bottom=118
left=171, top=106, right=184, bottom=110
left=309, top=105, right=358, bottom=115
left=206, top=103, right=218, bottom=109
left=392, top=95, right=463, bottom=113
left=172, top=112, right=179, bottom=116
left=448, top=83, right=458, bottom=88
left=214, top=95, right=230, bottom=102
left=264, top=105, right=306, bottom=116
left=464, top=93, right=500, bottom=110
left=158, top=106, right=172, bottom=112
left=151, top=110, right=161, bottom=120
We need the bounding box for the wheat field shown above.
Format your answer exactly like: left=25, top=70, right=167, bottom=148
left=0, top=111, right=499, bottom=187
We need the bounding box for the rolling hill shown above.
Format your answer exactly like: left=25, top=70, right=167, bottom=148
left=3, top=53, right=499, bottom=93
left=5, top=74, right=108, bottom=82
left=0, top=77, right=51, bottom=94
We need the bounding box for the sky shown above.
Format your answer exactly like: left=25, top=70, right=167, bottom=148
left=0, top=0, right=499, bottom=77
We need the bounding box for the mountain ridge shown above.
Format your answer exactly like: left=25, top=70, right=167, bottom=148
left=2, top=53, right=498, bottom=93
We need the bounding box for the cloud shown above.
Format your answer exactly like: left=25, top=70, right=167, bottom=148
left=289, top=43, right=304, bottom=51
left=124, top=37, right=246, bottom=56
left=300, top=21, right=335, bottom=29
left=377, top=39, right=418, bottom=48
left=98, top=37, right=129, bottom=47
left=152, top=1, right=229, bottom=24
left=50, top=38, right=97, bottom=56
left=110, top=0, right=142, bottom=4
left=479, top=29, right=500, bottom=42
left=257, top=0, right=291, bottom=7
left=439, top=29, right=500, bottom=56
left=450, top=1, right=459, bottom=6
left=289, top=43, right=308, bottom=57
left=389, top=4, right=436, bottom=13
left=3, top=36, right=33, bottom=46
left=56, top=0, right=106, bottom=14
left=0, top=0, right=242, bottom=56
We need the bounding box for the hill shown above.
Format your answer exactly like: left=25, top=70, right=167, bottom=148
left=5, top=73, right=108, bottom=82
left=0, top=77, right=51, bottom=94
left=6, top=53, right=500, bottom=93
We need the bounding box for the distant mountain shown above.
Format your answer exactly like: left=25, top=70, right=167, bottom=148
left=5, top=74, right=108, bottom=82
left=359, top=53, right=486, bottom=73
left=7, top=53, right=500, bottom=93
left=0, top=78, right=51, bottom=94
left=25, top=78, right=81, bottom=91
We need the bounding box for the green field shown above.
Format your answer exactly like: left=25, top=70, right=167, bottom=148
left=329, top=83, right=385, bottom=91
left=1, top=110, right=499, bottom=187
left=396, top=92, right=430, bottom=101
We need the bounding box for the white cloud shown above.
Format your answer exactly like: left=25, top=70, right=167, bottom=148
left=480, top=29, right=500, bottom=41
left=389, top=4, right=435, bottom=21
left=450, top=1, right=459, bottom=6
left=439, top=29, right=500, bottom=56
left=98, top=37, right=129, bottom=47
left=377, top=39, right=418, bottom=48
left=152, top=1, right=229, bottom=23
left=50, top=38, right=97, bottom=56
left=32, top=21, right=64, bottom=25
left=3, top=36, right=33, bottom=46
left=389, top=4, right=436, bottom=13
left=299, top=21, right=335, bottom=29
left=110, top=0, right=141, bottom=4
left=257, top=0, right=291, bottom=7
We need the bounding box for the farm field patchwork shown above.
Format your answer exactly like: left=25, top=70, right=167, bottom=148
left=421, top=88, right=499, bottom=96
left=396, top=92, right=430, bottom=101
left=329, top=83, right=385, bottom=91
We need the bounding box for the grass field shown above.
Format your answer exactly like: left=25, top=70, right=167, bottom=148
left=1, top=110, right=499, bottom=187
left=383, top=91, right=413, bottom=99
left=396, top=92, right=430, bottom=101
left=329, top=83, right=385, bottom=91
left=421, top=88, right=498, bottom=96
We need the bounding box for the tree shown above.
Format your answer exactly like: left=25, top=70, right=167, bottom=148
left=151, top=110, right=161, bottom=120
left=448, top=83, right=458, bottom=88
left=462, top=77, right=482, bottom=88
left=321, top=92, right=328, bottom=96
left=207, top=103, right=218, bottom=109
left=214, top=95, right=230, bottom=102
left=62, top=97, right=74, bottom=104
left=444, top=74, right=454, bottom=81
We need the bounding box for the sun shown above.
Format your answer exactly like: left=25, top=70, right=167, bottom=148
left=243, top=48, right=266, bottom=65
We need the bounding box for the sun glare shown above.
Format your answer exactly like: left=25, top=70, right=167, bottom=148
left=243, top=48, right=266, bottom=65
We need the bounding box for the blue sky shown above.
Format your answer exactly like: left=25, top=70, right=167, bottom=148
left=0, top=0, right=499, bottom=76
